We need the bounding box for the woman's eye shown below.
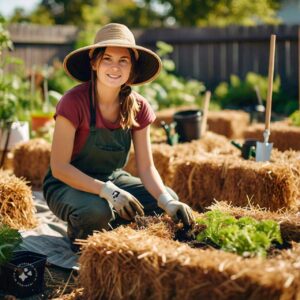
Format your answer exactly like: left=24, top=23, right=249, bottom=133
left=120, top=59, right=129, bottom=64
left=103, top=57, right=111, bottom=61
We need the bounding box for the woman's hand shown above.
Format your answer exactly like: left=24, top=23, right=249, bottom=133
left=158, top=193, right=195, bottom=226
left=99, top=181, right=144, bottom=220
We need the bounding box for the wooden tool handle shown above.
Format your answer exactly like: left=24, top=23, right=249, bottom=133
left=201, top=91, right=211, bottom=136
left=265, top=34, right=276, bottom=131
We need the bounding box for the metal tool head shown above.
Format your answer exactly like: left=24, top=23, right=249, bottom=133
left=256, top=141, right=273, bottom=161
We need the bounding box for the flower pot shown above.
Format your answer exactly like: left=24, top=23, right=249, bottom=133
left=31, top=113, right=53, bottom=131
left=0, top=250, right=47, bottom=297
left=0, top=121, right=30, bottom=151
left=173, top=109, right=203, bottom=142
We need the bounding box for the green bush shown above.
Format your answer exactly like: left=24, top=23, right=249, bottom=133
left=0, top=20, right=32, bottom=124
left=48, top=60, right=76, bottom=95
left=134, top=41, right=213, bottom=111
left=213, top=72, right=299, bottom=115
left=289, top=110, right=300, bottom=126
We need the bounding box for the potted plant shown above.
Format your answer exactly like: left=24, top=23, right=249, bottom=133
left=0, top=20, right=31, bottom=167
left=30, top=65, right=58, bottom=133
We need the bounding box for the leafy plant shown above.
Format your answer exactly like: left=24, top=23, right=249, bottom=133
left=133, top=41, right=210, bottom=110
left=0, top=20, right=32, bottom=125
left=213, top=72, right=281, bottom=109
left=196, top=210, right=282, bottom=257
left=0, top=224, right=22, bottom=265
left=289, top=110, right=300, bottom=126
left=47, top=60, right=76, bottom=96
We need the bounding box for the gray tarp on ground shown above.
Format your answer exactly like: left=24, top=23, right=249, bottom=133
left=19, top=191, right=79, bottom=270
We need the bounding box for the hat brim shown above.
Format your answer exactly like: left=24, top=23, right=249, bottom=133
left=63, top=43, right=162, bottom=86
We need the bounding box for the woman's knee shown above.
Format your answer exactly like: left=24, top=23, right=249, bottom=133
left=69, top=201, right=114, bottom=235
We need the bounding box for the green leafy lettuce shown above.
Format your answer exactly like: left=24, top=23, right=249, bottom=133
left=196, top=210, right=282, bottom=257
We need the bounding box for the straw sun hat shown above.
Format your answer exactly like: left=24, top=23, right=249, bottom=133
left=63, top=23, right=162, bottom=86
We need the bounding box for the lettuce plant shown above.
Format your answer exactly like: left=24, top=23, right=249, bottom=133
left=196, top=210, right=282, bottom=257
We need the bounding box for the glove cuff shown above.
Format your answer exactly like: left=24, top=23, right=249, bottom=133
left=99, top=180, right=116, bottom=200
left=157, top=192, right=175, bottom=209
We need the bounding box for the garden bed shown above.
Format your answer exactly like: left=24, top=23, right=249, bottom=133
left=72, top=213, right=300, bottom=300
left=171, top=150, right=300, bottom=212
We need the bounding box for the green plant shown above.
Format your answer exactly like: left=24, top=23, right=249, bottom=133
left=47, top=60, right=76, bottom=95
left=0, top=20, right=31, bottom=125
left=133, top=41, right=210, bottom=110
left=213, top=72, right=281, bottom=109
left=289, top=110, right=300, bottom=126
left=196, top=210, right=282, bottom=257
left=0, top=224, right=22, bottom=265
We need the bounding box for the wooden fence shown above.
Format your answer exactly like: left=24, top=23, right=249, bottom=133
left=7, top=23, right=300, bottom=92
left=7, top=23, right=79, bottom=70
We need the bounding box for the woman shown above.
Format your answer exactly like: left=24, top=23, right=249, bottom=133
left=43, top=23, right=194, bottom=251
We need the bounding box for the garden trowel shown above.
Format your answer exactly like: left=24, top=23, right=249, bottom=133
left=256, top=34, right=276, bottom=162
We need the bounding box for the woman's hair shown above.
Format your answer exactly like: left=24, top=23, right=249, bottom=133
left=91, top=47, right=140, bottom=130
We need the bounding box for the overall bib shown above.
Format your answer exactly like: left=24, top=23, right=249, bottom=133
left=43, top=84, right=178, bottom=241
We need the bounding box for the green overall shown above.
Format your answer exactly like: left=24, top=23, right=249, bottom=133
left=43, top=84, right=178, bottom=241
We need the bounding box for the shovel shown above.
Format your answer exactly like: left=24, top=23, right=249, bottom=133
left=256, top=34, right=276, bottom=162
left=200, top=90, right=211, bottom=136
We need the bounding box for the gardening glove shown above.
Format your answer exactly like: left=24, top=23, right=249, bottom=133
left=99, top=181, right=144, bottom=221
left=157, top=193, right=195, bottom=226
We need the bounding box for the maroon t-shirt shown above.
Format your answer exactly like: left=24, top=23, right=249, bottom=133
left=55, top=82, right=156, bottom=160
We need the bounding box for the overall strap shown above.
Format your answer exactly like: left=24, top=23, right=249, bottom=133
left=89, top=81, right=96, bottom=129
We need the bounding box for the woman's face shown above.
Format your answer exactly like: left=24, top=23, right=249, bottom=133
left=92, top=47, right=132, bottom=89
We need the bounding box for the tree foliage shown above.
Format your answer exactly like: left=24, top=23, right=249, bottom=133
left=8, top=0, right=281, bottom=28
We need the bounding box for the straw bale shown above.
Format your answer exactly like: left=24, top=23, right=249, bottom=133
left=78, top=227, right=300, bottom=300
left=153, top=108, right=250, bottom=139
left=0, top=169, right=37, bottom=229
left=172, top=150, right=300, bottom=212
left=208, top=201, right=300, bottom=242
left=13, top=138, right=51, bottom=189
left=124, top=132, right=238, bottom=186
left=206, top=110, right=250, bottom=138
left=244, top=122, right=300, bottom=151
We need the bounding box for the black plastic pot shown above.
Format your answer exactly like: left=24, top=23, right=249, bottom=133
left=173, top=109, right=203, bottom=143
left=0, top=250, right=47, bottom=297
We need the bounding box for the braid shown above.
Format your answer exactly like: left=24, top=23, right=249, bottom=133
left=119, top=85, right=140, bottom=129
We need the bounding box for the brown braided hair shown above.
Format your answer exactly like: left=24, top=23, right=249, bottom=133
left=90, top=47, right=140, bottom=129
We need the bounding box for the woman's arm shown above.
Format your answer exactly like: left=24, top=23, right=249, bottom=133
left=51, top=115, right=104, bottom=194
left=133, top=125, right=194, bottom=225
left=132, top=125, right=167, bottom=199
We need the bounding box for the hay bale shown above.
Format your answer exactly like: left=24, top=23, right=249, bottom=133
left=124, top=132, right=238, bottom=186
left=244, top=122, right=300, bottom=151
left=172, top=150, right=300, bottom=212
left=208, top=201, right=300, bottom=242
left=0, top=170, right=37, bottom=229
left=207, top=110, right=250, bottom=138
left=78, top=227, right=300, bottom=300
left=13, top=138, right=51, bottom=189
left=153, top=108, right=250, bottom=139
